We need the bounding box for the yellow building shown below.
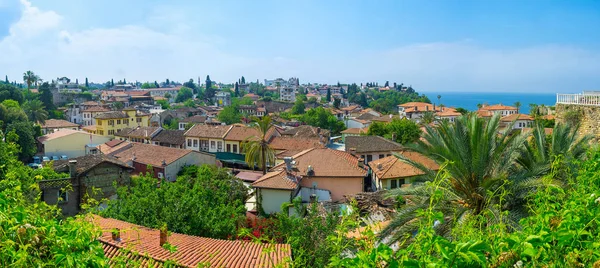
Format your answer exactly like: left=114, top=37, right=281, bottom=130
left=84, top=109, right=150, bottom=137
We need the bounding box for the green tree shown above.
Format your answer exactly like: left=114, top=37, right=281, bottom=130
left=111, top=79, right=114, bottom=87
left=183, top=99, right=195, bottom=108
left=22, top=70, right=39, bottom=89
left=514, top=101, right=521, bottom=113
left=141, top=82, right=153, bottom=89
left=0, top=100, right=28, bottom=128
left=301, top=107, right=346, bottom=134
left=359, top=92, right=368, bottom=107
left=241, top=76, right=246, bottom=84
left=326, top=88, right=331, bottom=102
left=421, top=111, right=436, bottom=125
left=218, top=105, right=242, bottom=124
left=437, top=94, right=441, bottom=105
left=205, top=75, right=212, bottom=91
left=455, top=107, right=468, bottom=115
left=333, top=98, right=341, bottom=109
left=175, top=86, right=194, bottom=103
left=38, top=82, right=54, bottom=111
left=156, top=99, right=169, bottom=109
left=23, top=99, right=48, bottom=124
left=183, top=79, right=197, bottom=93
left=234, top=82, right=239, bottom=97
left=243, top=116, right=276, bottom=174
left=112, top=101, right=124, bottom=110
left=85, top=77, right=89, bottom=88
left=0, top=83, right=24, bottom=104
left=386, top=119, right=421, bottom=144
left=367, top=121, right=388, bottom=136
left=6, top=122, right=37, bottom=161
left=382, top=114, right=528, bottom=243
left=4, top=75, right=8, bottom=83
left=291, top=98, right=306, bottom=115
left=101, top=165, right=248, bottom=239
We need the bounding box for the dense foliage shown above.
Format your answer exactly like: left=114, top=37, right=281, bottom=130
left=100, top=165, right=248, bottom=239
left=300, top=107, right=346, bottom=134
left=174, top=86, right=193, bottom=103
left=367, top=119, right=422, bottom=144
left=368, top=89, right=430, bottom=114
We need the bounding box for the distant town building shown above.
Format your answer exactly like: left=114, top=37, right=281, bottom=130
left=279, top=87, right=296, bottom=102
left=214, top=91, right=231, bottom=107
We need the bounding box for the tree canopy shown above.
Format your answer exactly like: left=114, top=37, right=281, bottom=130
left=175, top=86, right=193, bottom=103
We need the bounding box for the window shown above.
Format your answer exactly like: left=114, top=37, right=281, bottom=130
left=193, top=139, right=198, bottom=147
left=366, top=155, right=373, bottom=163
left=387, top=154, right=391, bottom=157
left=226, top=144, right=231, bottom=152
left=108, top=130, right=115, bottom=135
left=187, top=139, right=192, bottom=147
left=200, top=140, right=209, bottom=151
left=233, top=144, right=238, bottom=154
left=379, top=154, right=385, bottom=159
left=390, top=180, right=398, bottom=189
left=58, top=189, right=68, bottom=203
left=136, top=118, right=142, bottom=123
left=117, top=119, right=121, bottom=124
left=217, top=142, right=223, bottom=151
left=108, top=120, right=114, bottom=126
left=99, top=130, right=104, bottom=135
left=211, top=141, right=216, bottom=149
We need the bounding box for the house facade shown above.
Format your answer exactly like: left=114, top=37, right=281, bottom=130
left=184, top=124, right=233, bottom=153
left=500, top=114, right=534, bottom=130
left=90, top=108, right=150, bottom=136
left=40, top=119, right=79, bottom=135
left=345, top=136, right=403, bottom=164
left=368, top=152, right=439, bottom=191
left=37, top=129, right=111, bottom=158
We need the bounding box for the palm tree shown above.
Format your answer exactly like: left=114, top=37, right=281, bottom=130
left=243, top=116, right=276, bottom=175
left=529, top=104, right=538, bottom=117
left=421, top=111, right=436, bottom=125
left=381, top=114, right=528, bottom=243
left=437, top=95, right=441, bottom=106
left=23, top=100, right=48, bottom=124
left=514, top=101, right=521, bottom=113
left=23, top=71, right=38, bottom=89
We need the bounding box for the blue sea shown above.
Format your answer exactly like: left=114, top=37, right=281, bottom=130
left=423, top=92, right=556, bottom=114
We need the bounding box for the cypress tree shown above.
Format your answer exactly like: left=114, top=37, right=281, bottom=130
left=85, top=77, right=89, bottom=88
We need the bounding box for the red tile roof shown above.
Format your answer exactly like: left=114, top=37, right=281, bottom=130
left=41, top=119, right=79, bottom=129
left=252, top=169, right=299, bottom=190
left=184, top=125, right=233, bottom=139
left=93, top=215, right=291, bottom=267
left=268, top=137, right=324, bottom=151
left=368, top=152, right=439, bottom=180
left=224, top=125, right=261, bottom=141
left=500, top=114, right=534, bottom=122
left=111, top=142, right=195, bottom=167
left=272, top=148, right=366, bottom=177
left=479, top=104, right=517, bottom=111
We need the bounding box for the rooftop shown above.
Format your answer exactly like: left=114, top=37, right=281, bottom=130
left=368, top=152, right=439, bottom=180
left=252, top=169, right=298, bottom=190
left=224, top=125, right=260, bottom=141
left=52, top=154, right=132, bottom=176
left=272, top=148, right=367, bottom=178
left=184, top=124, right=232, bottom=139
left=180, top=115, right=208, bottom=124
left=345, top=136, right=403, bottom=154
left=479, top=104, right=518, bottom=111
left=41, top=119, right=79, bottom=129
left=151, top=129, right=186, bottom=145
left=341, top=128, right=369, bottom=135
left=95, top=111, right=128, bottom=119
left=500, top=114, right=534, bottom=122
left=93, top=215, right=291, bottom=267
left=280, top=125, right=329, bottom=139
left=37, top=129, right=91, bottom=143
left=112, top=142, right=195, bottom=167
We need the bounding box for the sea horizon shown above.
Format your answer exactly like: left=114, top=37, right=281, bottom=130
left=423, top=91, right=557, bottom=114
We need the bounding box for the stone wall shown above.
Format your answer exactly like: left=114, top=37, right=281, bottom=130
left=555, top=103, right=600, bottom=139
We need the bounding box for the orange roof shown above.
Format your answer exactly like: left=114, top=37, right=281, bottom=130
left=341, top=128, right=368, bottom=135
left=500, top=114, right=534, bottom=122
left=522, top=127, right=554, bottom=136
left=93, top=215, right=291, bottom=267
left=542, top=114, right=555, bottom=120
left=476, top=110, right=493, bottom=117
left=37, top=129, right=90, bottom=143
left=398, top=102, right=439, bottom=113
left=269, top=137, right=324, bottom=151
left=479, top=104, right=517, bottom=111
left=340, top=105, right=360, bottom=111
left=368, top=152, right=439, bottom=180
left=97, top=140, right=131, bottom=155
left=112, top=142, right=196, bottom=167
left=82, top=125, right=98, bottom=132
left=41, top=119, right=79, bottom=129
left=83, top=106, right=111, bottom=113
left=436, top=107, right=461, bottom=117
left=252, top=169, right=299, bottom=190
left=184, top=125, right=233, bottom=139
left=224, top=125, right=260, bottom=141
left=272, top=148, right=367, bottom=177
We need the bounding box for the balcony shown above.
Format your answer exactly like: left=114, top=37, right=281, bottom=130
left=557, top=93, right=600, bottom=106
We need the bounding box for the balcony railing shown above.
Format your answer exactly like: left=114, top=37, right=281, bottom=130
left=556, top=93, right=600, bottom=106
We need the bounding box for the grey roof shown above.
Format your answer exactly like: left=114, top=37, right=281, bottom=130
left=152, top=130, right=186, bottom=145
left=52, top=154, right=133, bottom=177
left=180, top=115, right=208, bottom=123
left=345, top=136, right=403, bottom=154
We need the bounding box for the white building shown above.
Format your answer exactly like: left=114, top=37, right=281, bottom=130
left=214, top=91, right=231, bottom=107
left=279, top=87, right=296, bottom=102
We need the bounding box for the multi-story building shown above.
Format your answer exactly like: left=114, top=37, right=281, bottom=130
left=146, top=87, right=181, bottom=103
left=184, top=125, right=232, bottom=153
left=82, top=106, right=111, bottom=126
left=85, top=108, right=150, bottom=137
left=279, top=87, right=296, bottom=102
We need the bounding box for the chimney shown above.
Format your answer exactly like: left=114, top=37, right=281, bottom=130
left=68, top=160, right=77, bottom=178
left=162, top=159, right=167, bottom=167
left=309, top=194, right=317, bottom=203
left=316, top=127, right=321, bottom=134
left=358, top=158, right=364, bottom=168
left=414, top=106, right=418, bottom=111
left=426, top=105, right=429, bottom=111
left=159, top=226, right=168, bottom=246
left=391, top=133, right=397, bottom=141
left=111, top=228, right=121, bottom=241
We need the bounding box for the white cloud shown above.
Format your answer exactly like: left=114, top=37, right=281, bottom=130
left=1, top=0, right=599, bottom=92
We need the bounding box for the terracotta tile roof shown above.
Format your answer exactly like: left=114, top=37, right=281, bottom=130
left=184, top=125, right=232, bottom=139
left=151, top=130, right=186, bottom=145
left=500, top=114, right=534, bottom=122
left=522, top=127, right=553, bottom=135
left=82, top=101, right=102, bottom=106
left=272, top=148, right=367, bottom=177
left=340, top=105, right=360, bottom=111
left=83, top=106, right=111, bottom=113
left=476, top=110, right=493, bottom=117
left=345, top=136, right=403, bottom=154
left=398, top=102, right=437, bottom=113
left=479, top=104, right=517, bottom=111
left=368, top=152, right=439, bottom=180
left=146, top=86, right=182, bottom=92
left=83, top=125, right=98, bottom=132
left=114, top=128, right=134, bottom=137
left=269, top=137, right=324, bottom=151
left=52, top=154, right=132, bottom=176
left=95, top=111, right=128, bottom=119
left=37, top=129, right=86, bottom=143
left=112, top=143, right=194, bottom=167
left=280, top=125, right=329, bottom=139
left=126, top=127, right=162, bottom=138
left=93, top=215, right=291, bottom=267
left=341, top=128, right=369, bottom=135
left=435, top=107, right=461, bottom=117
left=224, top=125, right=260, bottom=141
left=41, top=119, right=79, bottom=129
left=252, top=169, right=298, bottom=190
left=98, top=140, right=131, bottom=155
left=235, top=171, right=264, bottom=183
left=126, top=91, right=150, bottom=96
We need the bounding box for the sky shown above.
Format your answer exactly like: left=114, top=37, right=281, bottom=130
left=0, top=0, right=599, bottom=93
